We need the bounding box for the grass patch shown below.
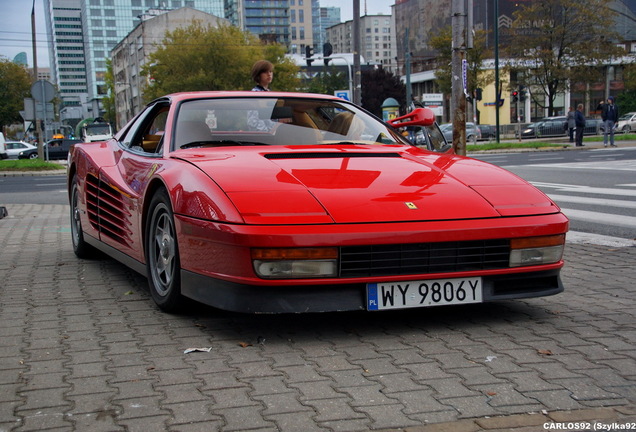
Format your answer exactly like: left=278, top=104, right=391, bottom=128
left=467, top=141, right=564, bottom=151
left=584, top=133, right=636, bottom=142
left=0, top=159, right=66, bottom=171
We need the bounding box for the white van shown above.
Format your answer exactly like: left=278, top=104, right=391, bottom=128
left=82, top=122, right=113, bottom=142
left=0, top=132, right=8, bottom=160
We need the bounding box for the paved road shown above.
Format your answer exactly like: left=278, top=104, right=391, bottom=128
left=0, top=203, right=635, bottom=432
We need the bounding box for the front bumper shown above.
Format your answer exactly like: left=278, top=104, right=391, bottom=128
left=181, top=268, right=563, bottom=313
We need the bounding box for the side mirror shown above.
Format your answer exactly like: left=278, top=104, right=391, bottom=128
left=388, top=108, right=436, bottom=128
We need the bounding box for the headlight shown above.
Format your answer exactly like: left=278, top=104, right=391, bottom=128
left=252, top=247, right=338, bottom=279
left=509, top=234, right=565, bottom=267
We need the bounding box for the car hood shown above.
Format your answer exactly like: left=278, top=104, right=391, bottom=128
left=175, top=146, right=559, bottom=224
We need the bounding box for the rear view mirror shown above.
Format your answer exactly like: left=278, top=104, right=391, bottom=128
left=388, top=108, right=436, bottom=128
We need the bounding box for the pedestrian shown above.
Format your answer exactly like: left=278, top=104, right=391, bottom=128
left=250, top=60, right=274, bottom=92
left=575, top=104, right=586, bottom=147
left=248, top=60, right=292, bottom=131
left=566, top=106, right=576, bottom=143
left=601, top=96, right=619, bottom=147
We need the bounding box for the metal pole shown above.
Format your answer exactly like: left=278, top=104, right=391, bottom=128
left=451, top=0, right=467, bottom=156
left=352, top=0, right=361, bottom=105
left=494, top=0, right=500, bottom=143
left=31, top=0, right=44, bottom=160
left=405, top=28, right=411, bottom=109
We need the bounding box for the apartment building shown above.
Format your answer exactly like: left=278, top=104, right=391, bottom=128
left=325, top=14, right=396, bottom=71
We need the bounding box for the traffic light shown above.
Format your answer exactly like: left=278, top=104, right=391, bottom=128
left=323, top=42, right=333, bottom=66
left=512, top=90, right=519, bottom=103
left=519, top=85, right=526, bottom=102
left=305, top=45, right=314, bottom=67
left=474, top=88, right=482, bottom=101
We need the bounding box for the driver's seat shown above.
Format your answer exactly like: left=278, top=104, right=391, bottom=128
left=175, top=121, right=211, bottom=147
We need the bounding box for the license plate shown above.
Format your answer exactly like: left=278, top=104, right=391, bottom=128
left=367, top=277, right=482, bottom=310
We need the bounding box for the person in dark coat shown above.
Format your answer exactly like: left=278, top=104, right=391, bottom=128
left=566, top=106, right=576, bottom=142
left=601, top=96, right=619, bottom=147
left=575, top=104, right=586, bottom=147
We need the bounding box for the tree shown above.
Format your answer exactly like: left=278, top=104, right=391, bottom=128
left=142, top=22, right=300, bottom=101
left=429, top=26, right=493, bottom=101
left=618, top=64, right=636, bottom=113
left=361, top=67, right=406, bottom=118
left=0, top=57, right=32, bottom=131
left=504, top=0, right=621, bottom=116
left=302, top=67, right=348, bottom=95
left=102, top=58, right=116, bottom=125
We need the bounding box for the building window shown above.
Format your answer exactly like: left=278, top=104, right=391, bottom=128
left=299, top=10, right=304, bottom=23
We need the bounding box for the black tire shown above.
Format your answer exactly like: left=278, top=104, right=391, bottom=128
left=29, top=152, right=38, bottom=159
left=145, top=189, right=183, bottom=312
left=623, top=125, right=631, bottom=133
left=70, top=175, right=98, bottom=258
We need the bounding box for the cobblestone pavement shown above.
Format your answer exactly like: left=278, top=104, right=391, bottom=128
left=0, top=204, right=634, bottom=432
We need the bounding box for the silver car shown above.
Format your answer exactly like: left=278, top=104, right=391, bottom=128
left=5, top=141, right=37, bottom=159
left=616, top=112, right=636, bottom=133
left=440, top=122, right=482, bottom=142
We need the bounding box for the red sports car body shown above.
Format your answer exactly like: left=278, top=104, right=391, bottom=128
left=68, top=91, right=568, bottom=313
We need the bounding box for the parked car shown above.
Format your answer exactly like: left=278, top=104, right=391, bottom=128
left=477, top=124, right=497, bottom=140
left=68, top=91, right=568, bottom=314
left=616, top=112, right=636, bottom=133
left=4, top=141, right=37, bottom=159
left=518, top=116, right=568, bottom=139
left=439, top=122, right=482, bottom=142
left=0, top=133, right=7, bottom=160
left=18, top=138, right=79, bottom=160
left=583, top=118, right=603, bottom=136
left=402, top=124, right=451, bottom=152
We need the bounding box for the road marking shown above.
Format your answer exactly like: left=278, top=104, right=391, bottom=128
left=560, top=208, right=636, bottom=229
left=532, top=182, right=636, bottom=197
left=507, top=160, right=636, bottom=171
left=546, top=194, right=636, bottom=209
left=567, top=231, right=636, bottom=247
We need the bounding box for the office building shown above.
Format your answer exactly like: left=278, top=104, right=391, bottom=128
left=111, top=8, right=227, bottom=128
left=325, top=14, right=396, bottom=71
left=44, top=0, right=224, bottom=121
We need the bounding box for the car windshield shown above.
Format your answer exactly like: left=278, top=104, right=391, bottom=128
left=85, top=125, right=111, bottom=136
left=173, top=96, right=411, bottom=150
left=618, top=113, right=634, bottom=121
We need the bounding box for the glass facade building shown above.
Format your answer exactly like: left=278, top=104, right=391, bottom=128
left=45, top=0, right=224, bottom=118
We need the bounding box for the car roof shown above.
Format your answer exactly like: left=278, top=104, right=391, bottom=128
left=162, top=91, right=343, bottom=104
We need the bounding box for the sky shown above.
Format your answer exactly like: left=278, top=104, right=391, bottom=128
left=0, top=0, right=394, bottom=68
left=0, top=0, right=49, bottom=67
left=319, top=0, right=393, bottom=22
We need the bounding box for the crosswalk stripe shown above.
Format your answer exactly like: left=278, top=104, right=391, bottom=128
left=505, top=160, right=636, bottom=171
left=532, top=182, right=636, bottom=197
left=559, top=208, right=636, bottom=229
left=546, top=194, right=636, bottom=209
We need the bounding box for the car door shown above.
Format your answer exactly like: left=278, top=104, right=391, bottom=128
left=96, top=101, right=170, bottom=262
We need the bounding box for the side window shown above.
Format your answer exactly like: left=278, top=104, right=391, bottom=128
left=120, top=103, right=169, bottom=153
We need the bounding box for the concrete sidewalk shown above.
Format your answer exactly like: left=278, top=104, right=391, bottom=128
left=0, top=203, right=635, bottom=432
